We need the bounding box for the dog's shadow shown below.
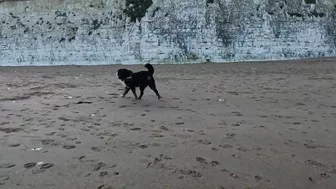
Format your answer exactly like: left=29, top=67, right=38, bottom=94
left=118, top=96, right=168, bottom=108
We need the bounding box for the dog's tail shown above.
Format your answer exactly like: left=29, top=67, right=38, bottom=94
left=145, top=63, right=154, bottom=75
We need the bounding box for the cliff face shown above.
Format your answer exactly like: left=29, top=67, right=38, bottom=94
left=0, top=0, right=335, bottom=66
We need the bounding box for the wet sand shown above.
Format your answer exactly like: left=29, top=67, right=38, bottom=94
left=1, top=59, right=336, bottom=189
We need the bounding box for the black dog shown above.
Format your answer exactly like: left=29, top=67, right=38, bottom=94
left=116, top=64, right=162, bottom=100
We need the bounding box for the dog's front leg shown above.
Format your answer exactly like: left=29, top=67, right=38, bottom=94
left=121, top=87, right=130, bottom=97
left=130, top=87, right=138, bottom=99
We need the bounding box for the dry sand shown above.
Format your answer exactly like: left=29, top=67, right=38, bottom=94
left=0, top=59, right=336, bottom=189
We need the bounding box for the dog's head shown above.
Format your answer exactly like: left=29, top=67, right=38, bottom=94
left=116, top=69, right=133, bottom=81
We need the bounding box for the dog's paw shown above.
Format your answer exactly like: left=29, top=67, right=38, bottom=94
left=120, top=95, right=125, bottom=98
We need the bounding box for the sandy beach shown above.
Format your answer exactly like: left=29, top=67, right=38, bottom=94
left=1, top=59, right=336, bottom=189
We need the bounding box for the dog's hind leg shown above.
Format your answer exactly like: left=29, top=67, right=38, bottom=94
left=130, top=87, right=138, bottom=99
left=121, top=87, right=130, bottom=97
left=138, top=85, right=146, bottom=100
left=149, top=80, right=161, bottom=99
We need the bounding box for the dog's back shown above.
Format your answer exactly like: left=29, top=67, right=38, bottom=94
left=126, top=71, right=152, bottom=87
left=126, top=64, right=155, bottom=86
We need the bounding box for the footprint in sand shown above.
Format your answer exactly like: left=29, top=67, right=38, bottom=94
left=44, top=132, right=56, bottom=136
left=160, top=126, right=168, bottom=131
left=232, top=123, right=241, bottom=127
left=62, top=144, right=76, bottom=150
left=113, top=172, right=120, bottom=175
left=91, top=147, right=104, bottom=152
left=0, top=122, right=9, bottom=126
left=254, top=147, right=262, bottom=151
left=0, top=127, right=22, bottom=133
left=58, top=134, right=67, bottom=138
left=320, top=173, right=330, bottom=178
left=97, top=185, right=114, bottom=189
left=229, top=172, right=250, bottom=181
left=179, top=169, right=202, bottom=178
left=232, top=154, right=241, bottom=159
left=78, top=156, right=86, bottom=162
left=66, top=137, right=78, bottom=142
left=97, top=185, right=105, bottom=189
left=226, top=133, right=236, bottom=138
left=236, top=146, right=250, bottom=152
left=0, top=175, right=10, bottom=181
left=0, top=163, right=16, bottom=169
left=31, top=163, right=53, bottom=174
left=32, top=169, right=46, bottom=174
left=196, top=157, right=208, bottom=164
left=130, top=127, right=142, bottom=131
left=305, top=159, right=327, bottom=169
left=24, top=162, right=37, bottom=169
left=75, top=101, right=93, bottom=105
left=211, top=161, right=220, bottom=166
left=99, top=171, right=108, bottom=177
left=309, top=177, right=314, bottom=182
left=255, top=175, right=263, bottom=182
left=139, top=144, right=148, bottom=149
left=8, top=144, right=20, bottom=147
left=40, top=163, right=54, bottom=169
left=92, top=162, right=106, bottom=171
left=233, top=112, right=243, bottom=116
left=150, top=132, right=164, bottom=138
left=109, top=164, right=117, bottom=169
left=304, top=140, right=325, bottom=149
left=197, top=139, right=211, bottom=145
left=219, top=144, right=234, bottom=149
left=212, top=147, right=219, bottom=151
left=41, top=139, right=58, bottom=146
left=58, top=117, right=71, bottom=122
left=177, top=175, right=184, bottom=179
left=151, top=143, right=161, bottom=147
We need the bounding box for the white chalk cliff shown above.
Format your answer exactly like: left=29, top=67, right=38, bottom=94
left=0, top=0, right=335, bottom=65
